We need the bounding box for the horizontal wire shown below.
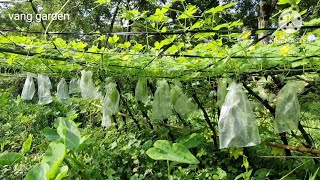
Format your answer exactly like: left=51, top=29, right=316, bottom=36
left=1, top=42, right=319, bottom=60
left=2, top=67, right=320, bottom=81
left=0, top=25, right=320, bottom=36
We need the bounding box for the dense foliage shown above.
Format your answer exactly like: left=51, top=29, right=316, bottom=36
left=1, top=0, right=320, bottom=179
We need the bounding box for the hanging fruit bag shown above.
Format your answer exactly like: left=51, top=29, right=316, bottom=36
left=219, top=82, right=261, bottom=149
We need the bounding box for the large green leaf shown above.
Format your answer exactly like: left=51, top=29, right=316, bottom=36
left=57, top=118, right=81, bottom=151
left=43, top=127, right=60, bottom=141
left=146, top=140, right=200, bottom=164
left=41, top=142, right=66, bottom=179
left=21, top=135, right=33, bottom=154
left=0, top=152, right=23, bottom=165
left=177, top=133, right=205, bottom=149
left=54, top=166, right=69, bottom=180
left=25, top=163, right=49, bottom=180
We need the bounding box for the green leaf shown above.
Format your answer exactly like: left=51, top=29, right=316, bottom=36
left=57, top=118, right=81, bottom=151
left=53, top=38, right=67, bottom=48
left=70, top=41, right=87, bottom=50
left=242, top=156, right=249, bottom=170
left=177, top=5, right=197, bottom=19
left=278, top=0, right=301, bottom=5
left=271, top=147, right=284, bottom=156
left=132, top=44, right=144, bottom=52
left=229, top=148, right=243, bottom=160
left=146, top=140, right=200, bottom=164
left=235, top=170, right=253, bottom=180
left=147, top=5, right=170, bottom=22
left=43, top=127, right=60, bottom=141
left=177, top=133, right=205, bottom=149
left=205, top=3, right=236, bottom=14
left=166, top=45, right=179, bottom=54
left=304, top=18, right=320, bottom=26
left=108, top=35, right=120, bottom=44
left=191, top=20, right=204, bottom=29
left=118, top=41, right=131, bottom=49
left=41, top=142, right=66, bottom=179
left=7, top=54, right=16, bottom=65
left=21, top=135, right=33, bottom=154
left=26, top=163, right=49, bottom=180
left=95, top=0, right=111, bottom=5
left=213, top=23, right=229, bottom=30
left=309, top=168, right=319, bottom=180
left=277, top=0, right=290, bottom=5
left=121, top=9, right=140, bottom=19
left=0, top=152, right=23, bottom=165
left=55, top=166, right=68, bottom=180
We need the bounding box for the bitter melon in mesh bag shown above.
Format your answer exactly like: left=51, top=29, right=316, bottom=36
left=57, top=78, right=70, bottom=101
left=37, top=74, right=53, bottom=105
left=152, top=79, right=172, bottom=120
left=274, top=81, right=304, bottom=133
left=21, top=73, right=36, bottom=100
left=69, top=78, right=80, bottom=94
left=135, top=78, right=148, bottom=104
left=80, top=70, right=96, bottom=99
left=101, top=83, right=120, bottom=127
left=170, top=83, right=197, bottom=118
left=218, top=82, right=261, bottom=149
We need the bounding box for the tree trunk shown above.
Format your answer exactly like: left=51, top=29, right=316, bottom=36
left=258, top=0, right=278, bottom=44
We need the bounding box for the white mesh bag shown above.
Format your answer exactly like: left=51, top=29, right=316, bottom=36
left=69, top=78, right=80, bottom=94
left=218, top=82, right=261, bottom=149
left=21, top=73, right=36, bottom=100
left=217, top=78, right=228, bottom=108
left=57, top=78, right=70, bottom=101
left=37, top=74, right=53, bottom=105
left=152, top=79, right=172, bottom=120
left=274, top=81, right=304, bottom=133
left=170, top=84, right=197, bottom=118
left=80, top=70, right=96, bottom=99
left=101, top=83, right=120, bottom=127
left=135, top=79, right=148, bottom=104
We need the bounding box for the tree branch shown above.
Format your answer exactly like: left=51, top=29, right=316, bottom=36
left=192, top=93, right=218, bottom=148
left=266, top=142, right=320, bottom=155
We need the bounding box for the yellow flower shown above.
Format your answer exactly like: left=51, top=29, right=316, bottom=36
left=280, top=45, right=290, bottom=56
left=242, top=31, right=251, bottom=40
left=122, top=55, right=129, bottom=60
left=248, top=46, right=255, bottom=51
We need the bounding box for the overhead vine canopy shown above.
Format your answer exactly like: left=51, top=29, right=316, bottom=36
left=0, top=0, right=319, bottom=80
left=1, top=0, right=320, bottom=179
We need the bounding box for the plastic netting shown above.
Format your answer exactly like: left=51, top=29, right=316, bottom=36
left=170, top=83, right=197, bottom=118
left=95, top=90, right=104, bottom=101
left=217, top=78, right=228, bottom=108
left=152, top=79, right=172, bottom=120
left=80, top=70, right=96, bottom=99
left=21, top=73, right=36, bottom=100
left=69, top=78, right=80, bottom=94
left=101, top=83, right=120, bottom=127
left=37, top=74, right=53, bottom=105
left=57, top=78, right=70, bottom=101
left=218, top=82, right=261, bottom=149
left=135, top=78, right=148, bottom=104
left=274, top=81, right=304, bottom=133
